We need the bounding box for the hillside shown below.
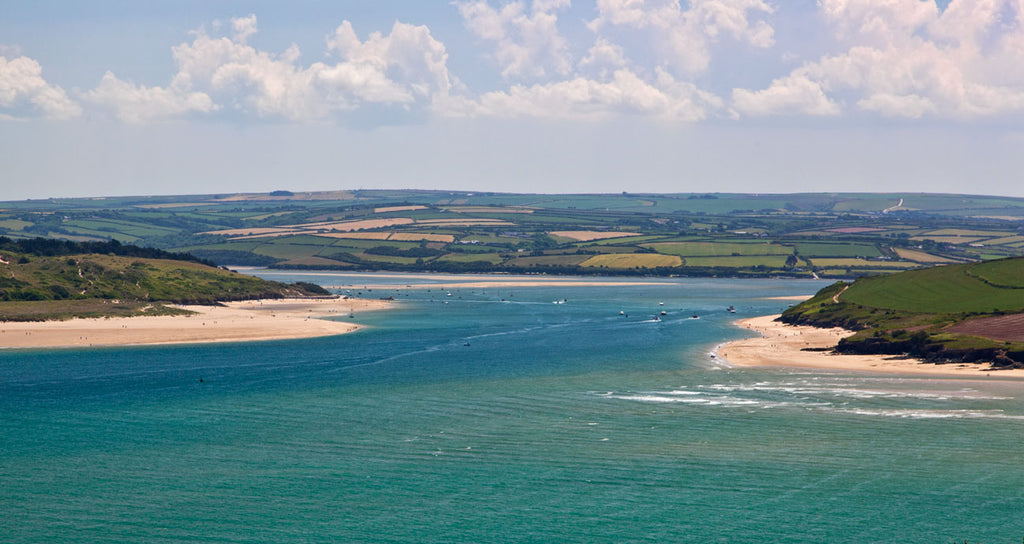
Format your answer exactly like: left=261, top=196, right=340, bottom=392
left=2, top=190, right=1024, bottom=278
left=780, top=257, right=1024, bottom=369
left=0, top=237, right=329, bottom=321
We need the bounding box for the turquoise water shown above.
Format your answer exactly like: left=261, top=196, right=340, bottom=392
left=2, top=272, right=1023, bottom=543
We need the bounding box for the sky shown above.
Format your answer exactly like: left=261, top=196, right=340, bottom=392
left=2, top=0, right=1024, bottom=200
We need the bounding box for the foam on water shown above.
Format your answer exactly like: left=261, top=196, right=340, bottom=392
left=832, top=408, right=1024, bottom=420
left=602, top=377, right=1022, bottom=421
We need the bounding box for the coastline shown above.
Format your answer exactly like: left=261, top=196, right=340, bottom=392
left=327, top=280, right=670, bottom=290
left=0, top=297, right=392, bottom=349
left=719, top=314, right=1024, bottom=377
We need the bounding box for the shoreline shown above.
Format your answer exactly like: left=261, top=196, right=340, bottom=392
left=236, top=268, right=833, bottom=284
left=0, top=297, right=393, bottom=349
left=326, top=280, right=671, bottom=290
left=718, top=314, right=1024, bottom=377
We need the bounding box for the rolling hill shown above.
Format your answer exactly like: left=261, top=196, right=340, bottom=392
left=2, top=190, right=1024, bottom=278
left=781, top=257, right=1024, bottom=369
left=0, top=237, right=328, bottom=321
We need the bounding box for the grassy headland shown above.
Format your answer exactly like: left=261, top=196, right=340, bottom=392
left=780, top=257, right=1024, bottom=369
left=0, top=237, right=329, bottom=321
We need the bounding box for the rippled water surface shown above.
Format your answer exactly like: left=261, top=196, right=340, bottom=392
left=2, top=272, right=1023, bottom=543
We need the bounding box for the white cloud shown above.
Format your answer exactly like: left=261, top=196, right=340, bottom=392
left=182, top=16, right=453, bottom=120
left=856, top=92, right=935, bottom=118
left=578, top=38, right=628, bottom=78
left=820, top=0, right=938, bottom=43
left=589, top=0, right=775, bottom=75
left=0, top=55, right=81, bottom=120
left=732, top=73, right=840, bottom=116
left=80, top=15, right=455, bottom=123
left=82, top=72, right=216, bottom=123
left=456, top=0, right=572, bottom=79
left=326, top=20, right=453, bottom=102
left=469, top=67, right=722, bottom=121
left=232, top=14, right=259, bottom=43
left=732, top=0, right=1024, bottom=119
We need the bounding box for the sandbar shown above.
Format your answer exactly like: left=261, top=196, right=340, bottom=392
left=0, top=297, right=392, bottom=349
left=718, top=314, right=1024, bottom=377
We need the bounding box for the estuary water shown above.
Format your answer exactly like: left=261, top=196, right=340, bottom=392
left=2, top=272, right=1023, bottom=543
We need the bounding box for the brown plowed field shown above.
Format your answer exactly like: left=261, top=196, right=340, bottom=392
left=947, top=313, right=1024, bottom=342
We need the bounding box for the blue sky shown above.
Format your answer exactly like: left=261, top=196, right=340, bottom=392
left=1, top=0, right=1022, bottom=200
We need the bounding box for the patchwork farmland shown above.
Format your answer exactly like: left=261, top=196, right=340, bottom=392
left=2, top=190, right=1024, bottom=278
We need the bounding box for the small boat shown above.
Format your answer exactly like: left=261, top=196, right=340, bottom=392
left=659, top=302, right=664, bottom=306
left=653, top=316, right=661, bottom=322
left=691, top=314, right=699, bottom=319
left=619, top=310, right=625, bottom=315
left=660, top=310, right=667, bottom=316
left=727, top=305, right=736, bottom=313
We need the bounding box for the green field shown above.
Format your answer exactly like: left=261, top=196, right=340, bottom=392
left=782, top=257, right=1024, bottom=368
left=4, top=190, right=1024, bottom=278
left=683, top=256, right=790, bottom=268
left=808, top=258, right=916, bottom=269
left=841, top=261, right=1024, bottom=313
left=0, top=219, right=33, bottom=231
left=790, top=242, right=883, bottom=258
left=436, top=253, right=505, bottom=264
left=646, top=242, right=790, bottom=257
left=966, top=257, right=1024, bottom=288
left=580, top=254, right=682, bottom=268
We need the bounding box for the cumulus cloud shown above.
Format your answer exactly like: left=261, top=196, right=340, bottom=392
left=456, top=0, right=572, bottom=79
left=0, top=55, right=81, bottom=120
left=578, top=38, right=629, bottom=78
left=732, top=0, right=1024, bottom=119
left=76, top=15, right=454, bottom=123
left=26, top=2, right=1024, bottom=126
left=231, top=14, right=259, bottom=43
left=326, top=20, right=453, bottom=102
left=82, top=72, right=216, bottom=123
left=589, top=0, right=775, bottom=75
left=467, top=67, right=723, bottom=121
left=171, top=16, right=454, bottom=121
left=448, top=1, right=764, bottom=122
left=732, top=73, right=840, bottom=117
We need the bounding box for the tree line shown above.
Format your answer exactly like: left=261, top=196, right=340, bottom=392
left=0, top=237, right=212, bottom=265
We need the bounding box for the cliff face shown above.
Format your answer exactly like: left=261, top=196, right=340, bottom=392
left=835, top=334, right=1024, bottom=369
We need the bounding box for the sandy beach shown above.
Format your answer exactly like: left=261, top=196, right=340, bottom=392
left=719, top=314, right=1024, bottom=376
left=0, top=297, right=392, bottom=349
